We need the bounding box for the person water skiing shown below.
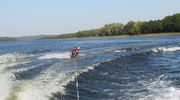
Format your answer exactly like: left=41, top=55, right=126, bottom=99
left=72, top=47, right=80, bottom=57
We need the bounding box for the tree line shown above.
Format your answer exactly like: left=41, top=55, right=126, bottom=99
left=42, top=13, right=180, bottom=39
left=0, top=37, right=17, bottom=41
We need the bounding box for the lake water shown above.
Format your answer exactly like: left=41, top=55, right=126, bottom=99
left=0, top=35, right=180, bottom=100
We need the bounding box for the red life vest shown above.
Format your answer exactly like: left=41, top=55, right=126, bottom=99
left=72, top=48, right=77, bottom=57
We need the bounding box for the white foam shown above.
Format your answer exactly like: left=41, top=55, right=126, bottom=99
left=80, top=63, right=100, bottom=73
left=38, top=52, right=71, bottom=59
left=114, top=50, right=126, bottom=53
left=0, top=53, right=29, bottom=69
left=0, top=53, right=31, bottom=100
left=17, top=71, right=76, bottom=100
left=79, top=53, right=86, bottom=56
left=0, top=51, right=100, bottom=100
left=15, top=63, right=101, bottom=100
left=154, top=87, right=180, bottom=100
left=0, top=73, right=16, bottom=100
left=11, top=63, right=44, bottom=73
left=0, top=53, right=20, bottom=66
left=139, top=75, right=180, bottom=100
left=152, top=47, right=180, bottom=53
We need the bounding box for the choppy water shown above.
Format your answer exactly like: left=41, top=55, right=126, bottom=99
left=0, top=36, right=180, bottom=100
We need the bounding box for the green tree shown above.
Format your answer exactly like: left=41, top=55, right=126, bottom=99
left=162, top=13, right=180, bottom=32
left=101, top=23, right=124, bottom=35
left=141, top=20, right=163, bottom=33
left=123, top=21, right=135, bottom=35
left=131, top=21, right=145, bottom=34
left=123, top=21, right=145, bottom=35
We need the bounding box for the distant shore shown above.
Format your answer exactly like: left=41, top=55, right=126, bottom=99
left=130, top=32, right=180, bottom=37
left=0, top=32, right=180, bottom=42
left=51, top=32, right=180, bottom=40
left=0, top=37, right=17, bottom=42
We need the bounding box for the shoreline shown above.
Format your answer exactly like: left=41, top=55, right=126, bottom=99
left=50, top=32, right=180, bottom=40
left=1, top=32, right=180, bottom=42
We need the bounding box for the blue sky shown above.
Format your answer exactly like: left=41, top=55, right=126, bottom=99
left=0, top=0, right=180, bottom=37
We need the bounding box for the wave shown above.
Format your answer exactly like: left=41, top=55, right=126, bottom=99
left=154, top=87, right=180, bottom=100
left=151, top=47, right=180, bottom=53
left=114, top=50, right=126, bottom=53
left=0, top=73, right=16, bottom=100
left=0, top=53, right=30, bottom=69
left=139, top=75, right=180, bottom=100
left=38, top=52, right=71, bottom=59
left=14, top=62, right=101, bottom=100
left=0, top=52, right=92, bottom=100
left=0, top=53, right=24, bottom=66
left=1, top=45, right=179, bottom=100
left=18, top=46, right=178, bottom=100
left=0, top=53, right=32, bottom=100
left=38, top=52, right=87, bottom=60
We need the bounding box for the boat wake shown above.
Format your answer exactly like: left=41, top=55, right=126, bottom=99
left=38, top=52, right=71, bottom=59
left=140, top=75, right=180, bottom=100
left=151, top=47, right=180, bottom=53
left=0, top=39, right=180, bottom=100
